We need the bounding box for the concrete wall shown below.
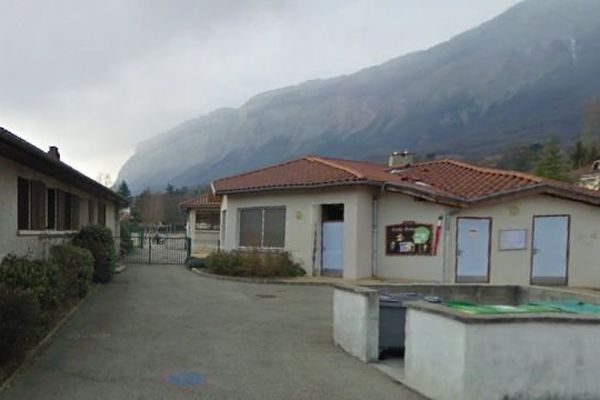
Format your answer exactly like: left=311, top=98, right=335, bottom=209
left=0, top=156, right=121, bottom=261
left=221, top=186, right=375, bottom=279
left=404, top=309, right=467, bottom=400
left=450, top=195, right=600, bottom=287
left=376, top=192, right=449, bottom=281
left=405, top=307, right=600, bottom=400
left=332, top=287, right=379, bottom=362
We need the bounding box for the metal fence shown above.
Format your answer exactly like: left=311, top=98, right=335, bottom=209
left=119, top=233, right=191, bottom=265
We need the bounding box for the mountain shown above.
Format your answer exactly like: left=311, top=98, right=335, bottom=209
left=117, top=0, right=600, bottom=193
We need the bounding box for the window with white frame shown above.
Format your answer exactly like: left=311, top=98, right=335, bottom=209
left=238, top=207, right=286, bottom=248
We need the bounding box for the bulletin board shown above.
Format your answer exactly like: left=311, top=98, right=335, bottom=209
left=386, top=222, right=434, bottom=256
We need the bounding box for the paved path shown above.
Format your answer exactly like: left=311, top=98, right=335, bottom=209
left=0, top=265, right=422, bottom=400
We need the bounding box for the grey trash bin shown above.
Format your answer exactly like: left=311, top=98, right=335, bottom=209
left=378, top=292, right=440, bottom=359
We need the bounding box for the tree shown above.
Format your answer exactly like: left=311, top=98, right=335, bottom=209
left=117, top=180, right=131, bottom=201
left=534, top=139, right=572, bottom=182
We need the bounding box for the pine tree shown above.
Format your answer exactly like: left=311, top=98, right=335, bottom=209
left=117, top=180, right=132, bottom=201
left=534, top=139, right=572, bottom=182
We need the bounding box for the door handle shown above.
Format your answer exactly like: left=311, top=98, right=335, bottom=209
left=457, top=249, right=463, bottom=256
left=532, top=248, right=539, bottom=255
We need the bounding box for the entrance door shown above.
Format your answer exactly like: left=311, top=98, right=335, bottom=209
left=456, top=218, right=491, bottom=283
left=322, top=221, right=344, bottom=276
left=531, top=216, right=569, bottom=285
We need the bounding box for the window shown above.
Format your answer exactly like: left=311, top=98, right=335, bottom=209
left=88, top=199, right=95, bottom=224
left=17, top=177, right=46, bottom=230
left=195, top=211, right=220, bottom=231
left=98, top=202, right=106, bottom=226
left=47, top=189, right=56, bottom=229
left=239, top=207, right=285, bottom=248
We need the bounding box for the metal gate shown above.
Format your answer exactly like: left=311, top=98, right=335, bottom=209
left=119, top=234, right=191, bottom=265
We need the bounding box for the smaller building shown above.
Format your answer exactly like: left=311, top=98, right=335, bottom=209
left=180, top=194, right=222, bottom=257
left=0, top=127, right=127, bottom=261
left=579, top=159, right=600, bottom=190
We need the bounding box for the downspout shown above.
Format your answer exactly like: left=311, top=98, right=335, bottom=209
left=371, top=183, right=386, bottom=278
left=442, top=208, right=461, bottom=283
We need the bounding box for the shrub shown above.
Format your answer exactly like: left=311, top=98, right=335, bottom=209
left=119, top=223, right=134, bottom=256
left=49, top=244, right=94, bottom=299
left=72, top=225, right=116, bottom=284
left=0, top=286, right=40, bottom=365
left=205, top=250, right=305, bottom=278
left=0, top=255, right=62, bottom=308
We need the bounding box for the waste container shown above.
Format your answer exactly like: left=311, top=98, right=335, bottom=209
left=378, top=292, right=440, bottom=359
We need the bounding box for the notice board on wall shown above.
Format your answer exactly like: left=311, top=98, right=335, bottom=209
left=386, top=222, right=433, bottom=256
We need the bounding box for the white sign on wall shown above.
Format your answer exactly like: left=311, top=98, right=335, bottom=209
left=498, top=229, right=528, bottom=251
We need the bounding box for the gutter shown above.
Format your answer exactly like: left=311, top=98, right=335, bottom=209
left=442, top=208, right=461, bottom=283
left=371, top=183, right=386, bottom=277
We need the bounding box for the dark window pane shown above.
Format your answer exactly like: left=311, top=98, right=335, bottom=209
left=17, top=177, right=30, bottom=230
left=57, top=190, right=66, bottom=230
left=30, top=180, right=46, bottom=230
left=263, top=208, right=286, bottom=248
left=88, top=199, right=95, bottom=224
left=64, top=193, right=72, bottom=230
left=72, top=195, right=80, bottom=230
left=47, top=189, right=56, bottom=230
left=239, top=209, right=262, bottom=247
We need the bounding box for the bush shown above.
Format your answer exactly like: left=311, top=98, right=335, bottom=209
left=49, top=244, right=94, bottom=299
left=0, top=286, right=40, bottom=365
left=0, top=255, right=62, bottom=308
left=205, top=250, right=305, bottom=278
left=72, top=225, right=116, bottom=284
left=119, top=223, right=134, bottom=256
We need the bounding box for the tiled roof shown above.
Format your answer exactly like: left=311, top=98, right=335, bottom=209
left=180, top=193, right=222, bottom=210
left=212, top=156, right=600, bottom=207
left=0, top=126, right=127, bottom=205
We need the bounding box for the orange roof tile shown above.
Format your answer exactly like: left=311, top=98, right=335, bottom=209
left=179, top=193, right=222, bottom=210
left=212, top=156, right=600, bottom=207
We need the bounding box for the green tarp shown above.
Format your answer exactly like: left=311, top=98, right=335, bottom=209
left=446, top=300, right=600, bottom=315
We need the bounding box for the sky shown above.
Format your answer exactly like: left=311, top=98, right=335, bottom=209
left=0, top=0, right=521, bottom=183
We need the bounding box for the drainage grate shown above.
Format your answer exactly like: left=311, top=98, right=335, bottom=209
left=256, top=294, right=277, bottom=299
left=166, top=371, right=206, bottom=390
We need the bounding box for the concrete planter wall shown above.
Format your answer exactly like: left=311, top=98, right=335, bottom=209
left=332, top=285, right=379, bottom=362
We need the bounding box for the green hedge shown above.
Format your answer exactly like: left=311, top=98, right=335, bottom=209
left=73, top=225, right=116, bottom=283
left=0, top=286, right=40, bottom=366
left=0, top=255, right=62, bottom=309
left=49, top=244, right=94, bottom=299
left=205, top=250, right=305, bottom=278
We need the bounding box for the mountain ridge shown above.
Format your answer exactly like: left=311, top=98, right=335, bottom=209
left=117, top=0, right=600, bottom=193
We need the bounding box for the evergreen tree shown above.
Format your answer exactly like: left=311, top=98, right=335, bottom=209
left=117, top=180, right=132, bottom=201
left=534, top=139, right=572, bottom=182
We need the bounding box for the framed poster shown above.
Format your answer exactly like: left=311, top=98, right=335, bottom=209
left=498, top=229, right=527, bottom=251
left=386, top=222, right=434, bottom=256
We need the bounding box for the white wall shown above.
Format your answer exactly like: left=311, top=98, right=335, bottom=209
left=221, top=186, right=375, bottom=279
left=404, top=308, right=467, bottom=400
left=405, top=307, right=600, bottom=400
left=0, top=156, right=121, bottom=261
left=376, top=192, right=449, bottom=282
left=450, top=195, right=600, bottom=287
left=332, top=287, right=379, bottom=362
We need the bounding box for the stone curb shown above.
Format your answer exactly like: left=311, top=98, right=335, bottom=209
left=191, top=268, right=334, bottom=286
left=0, top=286, right=99, bottom=393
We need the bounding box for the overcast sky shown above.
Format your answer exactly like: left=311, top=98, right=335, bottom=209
left=0, top=0, right=521, bottom=183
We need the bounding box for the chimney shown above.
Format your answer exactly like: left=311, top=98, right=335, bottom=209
left=48, top=146, right=60, bottom=161
left=388, top=150, right=413, bottom=168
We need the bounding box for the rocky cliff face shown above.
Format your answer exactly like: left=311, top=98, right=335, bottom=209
left=117, top=0, right=600, bottom=193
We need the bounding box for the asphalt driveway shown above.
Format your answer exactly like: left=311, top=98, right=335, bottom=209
left=0, top=265, right=422, bottom=400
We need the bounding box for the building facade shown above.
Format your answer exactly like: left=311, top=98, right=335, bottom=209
left=0, top=127, right=127, bottom=261
left=213, top=156, right=600, bottom=287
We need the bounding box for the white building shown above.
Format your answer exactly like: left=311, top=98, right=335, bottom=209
left=0, top=127, right=127, bottom=260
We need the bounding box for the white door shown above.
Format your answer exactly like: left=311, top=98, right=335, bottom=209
left=531, top=216, right=569, bottom=285
left=456, top=218, right=491, bottom=283
left=322, top=221, right=344, bottom=275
